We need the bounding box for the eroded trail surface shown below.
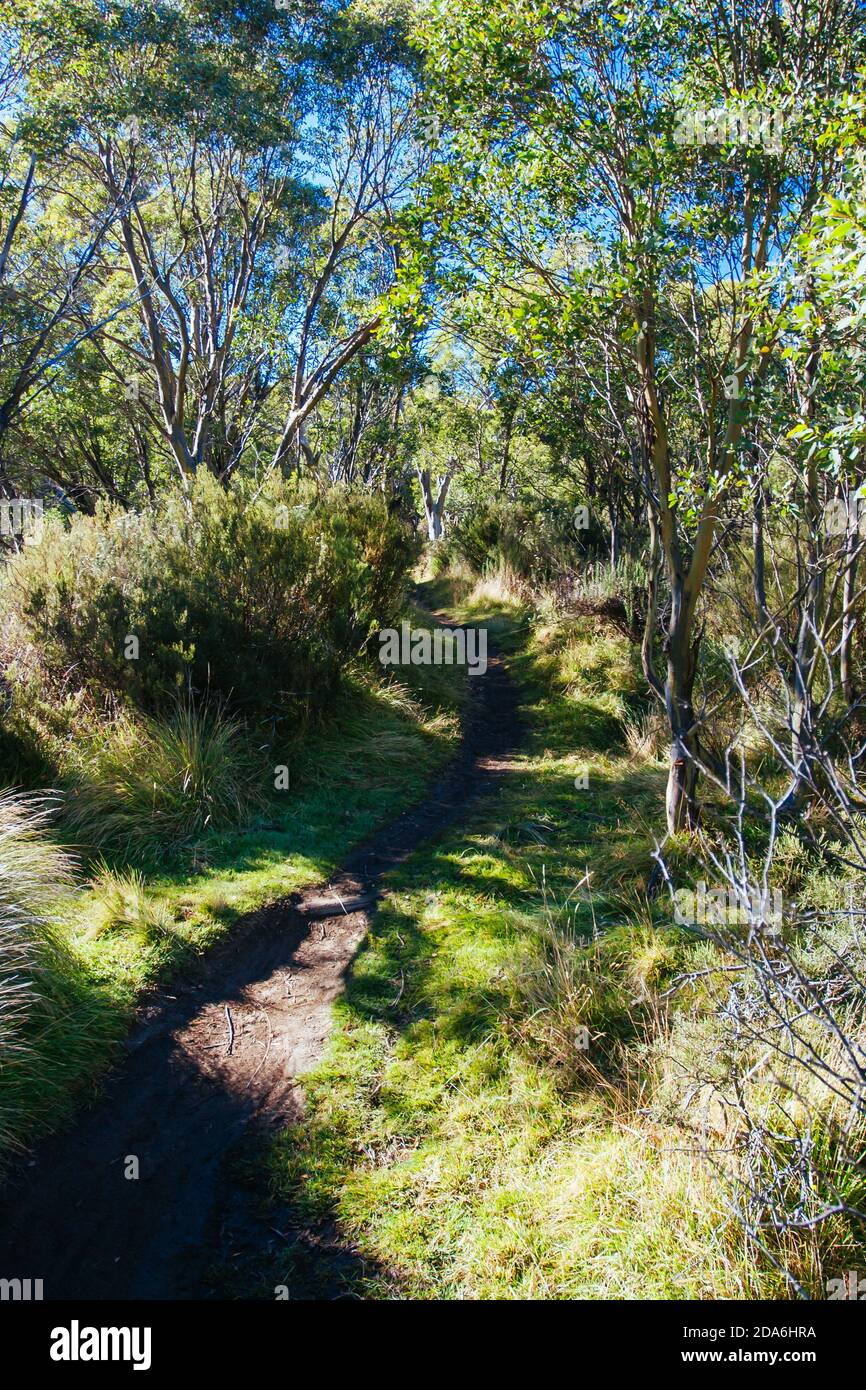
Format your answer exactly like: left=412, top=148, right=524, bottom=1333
left=0, top=628, right=521, bottom=1299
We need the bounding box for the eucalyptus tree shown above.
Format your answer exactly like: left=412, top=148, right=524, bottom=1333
left=0, top=3, right=120, bottom=491
left=1, top=0, right=311, bottom=487
left=269, top=5, right=424, bottom=472
left=417, top=0, right=862, bottom=831
left=718, top=74, right=866, bottom=814
left=4, top=0, right=426, bottom=494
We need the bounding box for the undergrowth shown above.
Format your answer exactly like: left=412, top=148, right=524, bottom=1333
left=234, top=576, right=861, bottom=1301
left=0, top=617, right=465, bottom=1170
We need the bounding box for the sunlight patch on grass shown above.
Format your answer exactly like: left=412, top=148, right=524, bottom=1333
left=253, top=578, right=782, bottom=1300
left=0, top=626, right=466, bottom=1166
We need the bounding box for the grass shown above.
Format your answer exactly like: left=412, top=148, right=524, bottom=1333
left=88, top=866, right=179, bottom=942
left=205, top=577, right=792, bottom=1299
left=0, top=791, right=88, bottom=1158
left=0, top=628, right=467, bottom=1169
left=216, top=573, right=863, bottom=1301
left=6, top=569, right=862, bottom=1297
left=64, top=697, right=268, bottom=860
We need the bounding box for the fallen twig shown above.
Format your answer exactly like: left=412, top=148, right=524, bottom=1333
left=246, top=1008, right=273, bottom=1089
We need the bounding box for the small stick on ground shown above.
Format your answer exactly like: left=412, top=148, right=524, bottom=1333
left=246, top=1008, right=274, bottom=1090
left=224, top=1005, right=235, bottom=1055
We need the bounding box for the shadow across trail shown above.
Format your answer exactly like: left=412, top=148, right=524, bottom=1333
left=0, top=620, right=523, bottom=1300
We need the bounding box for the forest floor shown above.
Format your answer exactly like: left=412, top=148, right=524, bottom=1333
left=0, top=578, right=794, bottom=1299
left=0, top=591, right=523, bottom=1299
left=220, top=578, right=773, bottom=1300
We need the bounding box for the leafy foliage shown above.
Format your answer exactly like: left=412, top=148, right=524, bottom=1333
left=0, top=476, right=418, bottom=718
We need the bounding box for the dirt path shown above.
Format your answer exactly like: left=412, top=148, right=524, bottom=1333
left=0, top=623, right=522, bottom=1300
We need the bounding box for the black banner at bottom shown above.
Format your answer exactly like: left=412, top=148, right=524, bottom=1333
left=1, top=1296, right=860, bottom=1376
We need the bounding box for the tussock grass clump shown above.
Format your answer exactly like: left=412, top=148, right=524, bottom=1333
left=88, top=866, right=177, bottom=941
left=620, top=706, right=668, bottom=763
left=510, top=918, right=637, bottom=1091
left=65, top=698, right=266, bottom=861
left=0, top=791, right=77, bottom=1153
left=507, top=884, right=679, bottom=1095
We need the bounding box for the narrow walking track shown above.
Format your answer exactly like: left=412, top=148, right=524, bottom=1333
left=0, top=626, right=522, bottom=1299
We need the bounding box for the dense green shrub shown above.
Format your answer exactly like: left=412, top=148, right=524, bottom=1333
left=0, top=476, right=418, bottom=719
left=447, top=497, right=607, bottom=584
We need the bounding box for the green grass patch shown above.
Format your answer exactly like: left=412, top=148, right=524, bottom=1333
left=233, top=578, right=785, bottom=1300
left=0, top=632, right=467, bottom=1168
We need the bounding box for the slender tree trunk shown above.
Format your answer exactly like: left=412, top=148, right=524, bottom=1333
left=634, top=297, right=703, bottom=835
left=664, top=587, right=701, bottom=832
left=780, top=326, right=822, bottom=812
left=608, top=482, right=620, bottom=565
left=841, top=504, right=859, bottom=706
left=418, top=466, right=452, bottom=541
left=498, top=412, right=513, bottom=494
left=752, top=477, right=770, bottom=629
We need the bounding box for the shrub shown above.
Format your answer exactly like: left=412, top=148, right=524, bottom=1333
left=447, top=497, right=608, bottom=585
left=0, top=475, right=418, bottom=720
